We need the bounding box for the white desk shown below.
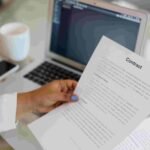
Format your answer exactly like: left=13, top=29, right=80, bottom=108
left=0, top=0, right=150, bottom=149
left=0, top=0, right=49, bottom=149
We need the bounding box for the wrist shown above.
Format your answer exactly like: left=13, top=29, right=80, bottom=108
left=17, top=92, right=33, bottom=119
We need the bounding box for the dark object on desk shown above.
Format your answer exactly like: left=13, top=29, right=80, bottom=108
left=24, top=61, right=80, bottom=85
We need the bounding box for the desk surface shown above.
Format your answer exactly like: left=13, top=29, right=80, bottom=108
left=0, top=0, right=49, bottom=149
left=0, top=0, right=150, bottom=149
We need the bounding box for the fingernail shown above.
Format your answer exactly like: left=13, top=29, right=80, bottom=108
left=71, top=95, right=78, bottom=102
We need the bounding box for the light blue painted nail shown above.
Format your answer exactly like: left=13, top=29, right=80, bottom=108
left=71, top=95, right=78, bottom=101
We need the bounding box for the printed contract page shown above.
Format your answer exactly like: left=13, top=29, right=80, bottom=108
left=28, top=36, right=150, bottom=150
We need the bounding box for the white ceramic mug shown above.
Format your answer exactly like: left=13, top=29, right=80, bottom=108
left=0, top=22, right=30, bottom=61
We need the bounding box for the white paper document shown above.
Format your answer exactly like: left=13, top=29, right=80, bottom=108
left=114, top=117, right=150, bottom=150
left=28, top=36, right=150, bottom=150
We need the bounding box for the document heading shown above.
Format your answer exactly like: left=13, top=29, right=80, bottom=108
left=126, top=57, right=142, bottom=69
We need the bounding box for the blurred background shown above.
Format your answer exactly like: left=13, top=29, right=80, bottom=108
left=105, top=0, right=150, bottom=11
left=0, top=0, right=49, bottom=60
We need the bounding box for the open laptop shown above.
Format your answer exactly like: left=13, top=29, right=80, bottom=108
left=0, top=0, right=148, bottom=93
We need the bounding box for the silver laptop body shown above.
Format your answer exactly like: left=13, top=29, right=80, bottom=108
left=0, top=0, right=148, bottom=94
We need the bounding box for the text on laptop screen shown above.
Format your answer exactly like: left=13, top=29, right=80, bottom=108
left=50, top=0, right=141, bottom=65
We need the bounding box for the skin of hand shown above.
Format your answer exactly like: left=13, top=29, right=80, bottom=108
left=17, top=80, right=78, bottom=119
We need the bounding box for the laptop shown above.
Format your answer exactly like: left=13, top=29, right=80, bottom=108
left=0, top=0, right=148, bottom=93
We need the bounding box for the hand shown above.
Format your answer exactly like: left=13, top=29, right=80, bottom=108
left=17, top=80, right=78, bottom=119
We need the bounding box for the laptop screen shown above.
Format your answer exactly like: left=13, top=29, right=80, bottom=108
left=50, top=0, right=141, bottom=65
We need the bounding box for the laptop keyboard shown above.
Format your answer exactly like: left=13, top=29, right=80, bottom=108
left=24, top=61, right=81, bottom=85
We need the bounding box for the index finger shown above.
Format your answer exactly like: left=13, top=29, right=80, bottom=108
left=65, top=80, right=78, bottom=91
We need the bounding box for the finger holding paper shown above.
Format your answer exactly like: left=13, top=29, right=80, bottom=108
left=17, top=80, right=78, bottom=119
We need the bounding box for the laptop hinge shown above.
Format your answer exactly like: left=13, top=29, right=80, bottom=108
left=52, top=58, right=83, bottom=73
